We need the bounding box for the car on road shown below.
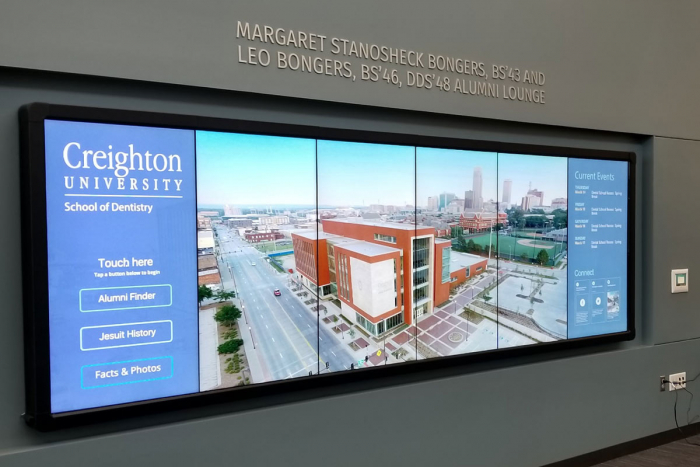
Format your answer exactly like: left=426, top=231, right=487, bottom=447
left=273, top=288, right=281, bottom=296
left=251, top=262, right=256, bottom=266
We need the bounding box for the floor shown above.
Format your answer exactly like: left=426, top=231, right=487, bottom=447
left=594, top=433, right=700, bottom=466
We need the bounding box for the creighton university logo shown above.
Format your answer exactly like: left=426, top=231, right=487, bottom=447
left=61, top=142, right=184, bottom=192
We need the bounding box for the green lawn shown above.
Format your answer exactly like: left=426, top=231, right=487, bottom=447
left=254, top=241, right=293, bottom=253
left=467, top=233, right=566, bottom=262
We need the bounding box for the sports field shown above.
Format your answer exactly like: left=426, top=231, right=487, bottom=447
left=253, top=240, right=294, bottom=253
left=468, top=233, right=566, bottom=263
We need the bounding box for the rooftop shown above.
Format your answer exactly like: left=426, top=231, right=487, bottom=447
left=435, top=238, right=452, bottom=244
left=292, top=231, right=339, bottom=241
left=337, top=240, right=402, bottom=257
left=324, top=217, right=433, bottom=231
left=326, top=236, right=358, bottom=245
left=450, top=251, right=487, bottom=272
left=197, top=254, right=217, bottom=270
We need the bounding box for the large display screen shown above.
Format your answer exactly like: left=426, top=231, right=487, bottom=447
left=23, top=106, right=633, bottom=423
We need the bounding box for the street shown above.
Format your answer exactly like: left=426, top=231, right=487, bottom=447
left=214, top=225, right=356, bottom=383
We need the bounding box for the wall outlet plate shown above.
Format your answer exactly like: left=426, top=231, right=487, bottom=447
left=671, top=269, right=689, bottom=293
left=669, top=372, right=687, bottom=391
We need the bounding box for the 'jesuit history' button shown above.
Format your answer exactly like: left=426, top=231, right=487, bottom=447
left=80, top=320, right=173, bottom=350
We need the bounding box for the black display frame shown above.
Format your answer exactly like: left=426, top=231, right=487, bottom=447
left=20, top=102, right=636, bottom=431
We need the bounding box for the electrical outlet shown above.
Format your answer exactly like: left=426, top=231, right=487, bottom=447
left=660, top=375, right=667, bottom=392
left=669, top=372, right=687, bottom=391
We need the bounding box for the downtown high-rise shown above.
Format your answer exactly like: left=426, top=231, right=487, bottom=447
left=472, top=167, right=483, bottom=210
left=502, top=179, right=512, bottom=205
left=464, top=190, right=473, bottom=209
left=438, top=192, right=455, bottom=211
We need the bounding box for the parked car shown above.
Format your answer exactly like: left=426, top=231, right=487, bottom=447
left=251, top=262, right=256, bottom=266
left=273, top=289, right=281, bottom=296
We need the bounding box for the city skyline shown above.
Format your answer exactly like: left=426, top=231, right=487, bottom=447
left=498, top=153, right=568, bottom=207
left=417, top=147, right=497, bottom=208
left=197, top=132, right=566, bottom=210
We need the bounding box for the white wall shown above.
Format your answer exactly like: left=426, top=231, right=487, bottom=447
left=350, top=257, right=396, bottom=318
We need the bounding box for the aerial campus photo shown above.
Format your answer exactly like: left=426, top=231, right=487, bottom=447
left=195, top=131, right=569, bottom=391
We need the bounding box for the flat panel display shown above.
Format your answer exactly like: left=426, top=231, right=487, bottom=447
left=20, top=104, right=634, bottom=428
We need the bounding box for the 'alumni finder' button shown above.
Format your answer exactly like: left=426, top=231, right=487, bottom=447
left=80, top=284, right=172, bottom=312
left=80, top=320, right=173, bottom=351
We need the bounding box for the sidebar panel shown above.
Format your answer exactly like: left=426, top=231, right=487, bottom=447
left=567, top=158, right=628, bottom=338
left=45, top=120, right=198, bottom=413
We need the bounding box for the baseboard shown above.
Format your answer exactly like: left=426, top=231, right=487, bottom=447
left=543, top=423, right=700, bottom=467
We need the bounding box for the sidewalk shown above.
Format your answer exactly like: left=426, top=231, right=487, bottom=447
left=319, top=300, right=409, bottom=368
left=469, top=301, right=556, bottom=342
left=234, top=296, right=267, bottom=384
left=282, top=280, right=404, bottom=368
left=198, top=307, right=221, bottom=391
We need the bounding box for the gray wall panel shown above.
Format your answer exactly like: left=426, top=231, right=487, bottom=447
left=0, top=1, right=699, bottom=139
left=0, top=65, right=687, bottom=467
left=648, top=137, right=700, bottom=345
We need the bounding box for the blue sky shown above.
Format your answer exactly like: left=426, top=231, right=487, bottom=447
left=317, top=140, right=414, bottom=206
left=196, top=131, right=315, bottom=206
left=196, top=131, right=568, bottom=208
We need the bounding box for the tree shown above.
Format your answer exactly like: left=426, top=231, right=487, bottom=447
left=467, top=239, right=476, bottom=252
left=552, top=209, right=568, bottom=229
left=507, top=208, right=526, bottom=229
left=214, top=304, right=242, bottom=327
left=473, top=243, right=483, bottom=254
left=520, top=252, right=529, bottom=263
left=348, top=329, right=356, bottom=339
left=457, top=235, right=468, bottom=251
left=218, top=338, right=244, bottom=354
left=198, top=285, right=213, bottom=306
left=525, top=215, right=548, bottom=229
left=214, top=289, right=236, bottom=302
left=536, top=249, right=550, bottom=266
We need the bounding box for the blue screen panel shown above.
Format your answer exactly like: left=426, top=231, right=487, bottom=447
left=45, top=120, right=199, bottom=413
left=567, top=158, right=628, bottom=338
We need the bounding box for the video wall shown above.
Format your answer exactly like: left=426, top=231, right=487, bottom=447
left=37, top=116, right=631, bottom=416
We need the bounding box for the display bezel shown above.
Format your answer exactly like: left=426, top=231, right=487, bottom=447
left=20, top=102, right=636, bottom=431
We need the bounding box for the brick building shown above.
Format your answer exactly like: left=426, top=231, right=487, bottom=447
left=459, top=212, right=508, bottom=233
left=245, top=231, right=285, bottom=243
left=291, top=219, right=487, bottom=337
